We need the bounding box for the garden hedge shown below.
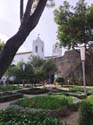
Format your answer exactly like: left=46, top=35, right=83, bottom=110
left=79, top=95, right=93, bottom=125
left=0, top=108, right=62, bottom=125
left=0, top=92, right=23, bottom=103
left=19, top=88, right=49, bottom=95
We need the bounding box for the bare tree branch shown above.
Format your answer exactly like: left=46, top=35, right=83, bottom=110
left=22, top=0, right=34, bottom=23
left=20, top=0, right=24, bottom=22
left=29, top=0, right=47, bottom=29
left=20, top=0, right=47, bottom=31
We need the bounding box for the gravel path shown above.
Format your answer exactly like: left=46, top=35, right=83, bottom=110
left=62, top=111, right=79, bottom=125
left=24, top=93, right=48, bottom=98
left=0, top=100, right=17, bottom=110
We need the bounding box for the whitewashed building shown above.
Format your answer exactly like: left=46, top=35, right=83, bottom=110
left=32, top=34, right=44, bottom=58
left=12, top=35, right=44, bottom=65
left=52, top=42, right=62, bottom=57
left=12, top=51, right=32, bottom=65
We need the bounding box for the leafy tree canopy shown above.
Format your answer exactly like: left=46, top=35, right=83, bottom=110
left=28, top=56, right=57, bottom=83
left=54, top=0, right=93, bottom=49
left=6, top=56, right=57, bottom=84
left=6, top=62, right=34, bottom=83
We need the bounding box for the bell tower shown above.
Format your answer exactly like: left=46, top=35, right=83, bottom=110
left=32, top=34, right=44, bottom=58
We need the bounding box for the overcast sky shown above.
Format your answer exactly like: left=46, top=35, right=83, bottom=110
left=0, top=0, right=92, bottom=56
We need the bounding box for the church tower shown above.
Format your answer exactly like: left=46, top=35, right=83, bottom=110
left=52, top=42, right=62, bottom=57
left=32, top=34, right=44, bottom=58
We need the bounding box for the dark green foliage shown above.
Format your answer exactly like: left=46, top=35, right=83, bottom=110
left=55, top=77, right=65, bottom=85
left=16, top=95, right=73, bottom=110
left=29, top=57, right=57, bottom=83
left=0, top=92, right=23, bottom=103
left=6, top=62, right=35, bottom=83
left=0, top=85, right=21, bottom=92
left=79, top=95, right=93, bottom=125
left=69, top=85, right=93, bottom=94
left=54, top=0, right=93, bottom=49
left=0, top=108, right=62, bottom=125
left=69, top=85, right=84, bottom=92
left=6, top=56, right=57, bottom=85
left=19, top=88, right=49, bottom=95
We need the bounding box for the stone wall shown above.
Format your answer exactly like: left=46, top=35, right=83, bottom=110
left=52, top=50, right=93, bottom=86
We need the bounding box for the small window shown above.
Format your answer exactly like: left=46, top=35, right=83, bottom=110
left=42, top=47, right=43, bottom=52
left=35, top=46, right=38, bottom=53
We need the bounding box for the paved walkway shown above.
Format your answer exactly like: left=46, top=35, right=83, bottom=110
left=24, top=93, right=48, bottom=98
left=62, top=111, right=79, bottom=125
left=0, top=100, right=17, bottom=110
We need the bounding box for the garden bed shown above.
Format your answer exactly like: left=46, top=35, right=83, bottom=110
left=0, top=92, right=23, bottom=103
left=63, top=85, right=93, bottom=95
left=14, top=95, right=80, bottom=117
left=0, top=85, right=21, bottom=92
left=18, top=88, right=49, bottom=95
left=62, top=92, right=87, bottom=99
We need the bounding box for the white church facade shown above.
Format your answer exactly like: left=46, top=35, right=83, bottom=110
left=12, top=35, right=44, bottom=64
left=12, top=51, right=32, bottom=65
left=32, top=34, right=44, bottom=58
left=12, top=35, right=62, bottom=65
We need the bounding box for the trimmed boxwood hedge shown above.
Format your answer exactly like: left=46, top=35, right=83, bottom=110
left=55, top=77, right=65, bottom=84
left=0, top=92, right=23, bottom=103
left=0, top=85, right=21, bottom=91
left=79, top=95, right=93, bottom=125
left=0, top=108, right=62, bottom=125
left=19, top=88, right=49, bottom=95
left=68, top=85, right=93, bottom=95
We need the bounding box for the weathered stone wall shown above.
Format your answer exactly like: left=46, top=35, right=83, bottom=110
left=53, top=50, right=93, bottom=86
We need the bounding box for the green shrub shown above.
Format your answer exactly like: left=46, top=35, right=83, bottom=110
left=79, top=95, right=93, bottom=125
left=55, top=77, right=65, bottom=85
left=0, top=108, right=62, bottom=125
left=0, top=92, right=23, bottom=103
left=68, top=85, right=93, bottom=94
left=19, top=88, right=49, bottom=94
left=0, top=85, right=21, bottom=92
left=69, top=85, right=84, bottom=92
left=16, top=95, right=73, bottom=110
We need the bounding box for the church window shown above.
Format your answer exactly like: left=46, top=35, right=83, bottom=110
left=42, top=47, right=43, bottom=52
left=35, top=46, right=38, bottom=53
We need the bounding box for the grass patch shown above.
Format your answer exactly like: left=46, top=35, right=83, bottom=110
left=69, top=85, right=85, bottom=92
left=64, top=85, right=93, bottom=94
left=16, top=95, right=73, bottom=110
